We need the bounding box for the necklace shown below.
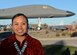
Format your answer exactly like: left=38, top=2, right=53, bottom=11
left=14, top=41, right=27, bottom=55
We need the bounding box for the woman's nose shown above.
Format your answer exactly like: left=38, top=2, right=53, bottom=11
left=18, top=25, right=22, bottom=29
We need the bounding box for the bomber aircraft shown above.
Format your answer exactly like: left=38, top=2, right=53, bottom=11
left=0, top=5, right=75, bottom=30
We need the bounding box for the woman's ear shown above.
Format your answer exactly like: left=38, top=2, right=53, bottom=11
left=10, top=24, right=13, bottom=30
left=10, top=24, right=14, bottom=34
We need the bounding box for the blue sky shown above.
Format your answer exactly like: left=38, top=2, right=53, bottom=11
left=0, top=0, right=77, bottom=25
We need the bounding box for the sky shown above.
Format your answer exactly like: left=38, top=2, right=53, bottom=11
left=0, top=0, right=77, bottom=25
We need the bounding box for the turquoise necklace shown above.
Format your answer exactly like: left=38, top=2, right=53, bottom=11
left=14, top=41, right=27, bottom=55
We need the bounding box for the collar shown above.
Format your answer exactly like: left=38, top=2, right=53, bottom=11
left=8, top=34, right=30, bottom=44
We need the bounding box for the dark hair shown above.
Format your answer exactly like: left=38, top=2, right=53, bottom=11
left=12, top=13, right=28, bottom=28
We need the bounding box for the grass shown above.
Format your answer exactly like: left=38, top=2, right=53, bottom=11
left=43, top=45, right=77, bottom=55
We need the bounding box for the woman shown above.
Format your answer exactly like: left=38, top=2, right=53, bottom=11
left=0, top=13, right=44, bottom=55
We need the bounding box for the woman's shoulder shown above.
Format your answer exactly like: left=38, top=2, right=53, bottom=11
left=28, top=35, right=42, bottom=46
left=0, top=38, right=9, bottom=47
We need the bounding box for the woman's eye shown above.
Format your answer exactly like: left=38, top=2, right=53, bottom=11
left=14, top=23, right=18, bottom=25
left=22, top=23, right=26, bottom=25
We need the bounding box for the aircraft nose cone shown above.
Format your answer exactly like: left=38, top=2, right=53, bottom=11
left=66, top=11, right=75, bottom=17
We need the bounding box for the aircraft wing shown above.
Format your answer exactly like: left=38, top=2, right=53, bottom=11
left=0, top=5, right=75, bottom=19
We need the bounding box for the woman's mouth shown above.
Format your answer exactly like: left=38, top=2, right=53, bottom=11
left=17, top=30, right=23, bottom=33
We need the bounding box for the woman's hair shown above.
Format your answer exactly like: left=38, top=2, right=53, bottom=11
left=12, top=13, right=28, bottom=28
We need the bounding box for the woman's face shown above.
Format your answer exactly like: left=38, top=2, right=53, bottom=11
left=11, top=16, right=27, bottom=36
